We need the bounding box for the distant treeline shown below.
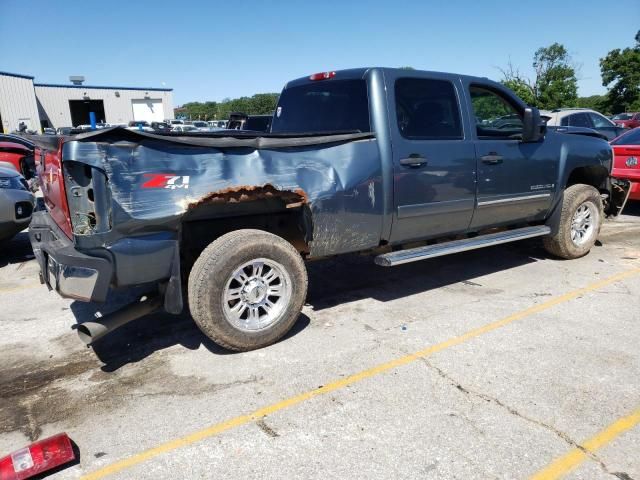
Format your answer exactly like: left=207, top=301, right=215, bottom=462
left=177, top=93, right=279, bottom=120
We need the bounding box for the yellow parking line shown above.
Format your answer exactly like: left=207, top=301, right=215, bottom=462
left=530, top=407, right=640, bottom=480
left=81, top=267, right=640, bottom=480
left=0, top=282, right=42, bottom=294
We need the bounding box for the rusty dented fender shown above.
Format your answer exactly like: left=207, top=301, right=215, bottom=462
left=60, top=128, right=386, bottom=259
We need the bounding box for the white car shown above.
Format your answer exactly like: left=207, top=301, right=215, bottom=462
left=191, top=121, right=211, bottom=132
left=171, top=125, right=200, bottom=133
left=0, top=164, right=34, bottom=242
left=541, top=108, right=626, bottom=140
left=207, top=120, right=227, bottom=129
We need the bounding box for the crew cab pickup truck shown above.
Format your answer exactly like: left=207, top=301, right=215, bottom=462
left=28, top=68, right=630, bottom=351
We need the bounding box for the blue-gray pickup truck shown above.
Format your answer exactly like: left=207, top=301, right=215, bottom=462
left=28, top=67, right=630, bottom=351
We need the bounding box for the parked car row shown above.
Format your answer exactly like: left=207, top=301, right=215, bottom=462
left=611, top=112, right=640, bottom=130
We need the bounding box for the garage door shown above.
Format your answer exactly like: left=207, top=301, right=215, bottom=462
left=131, top=99, right=165, bottom=122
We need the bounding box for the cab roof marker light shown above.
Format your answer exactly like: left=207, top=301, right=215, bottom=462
left=0, top=433, right=76, bottom=480
left=309, top=71, right=336, bottom=81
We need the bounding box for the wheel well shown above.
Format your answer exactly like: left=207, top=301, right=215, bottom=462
left=180, top=186, right=312, bottom=276
left=566, top=166, right=608, bottom=191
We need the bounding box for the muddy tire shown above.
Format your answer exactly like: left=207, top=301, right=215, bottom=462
left=188, top=229, right=308, bottom=351
left=543, top=184, right=603, bottom=259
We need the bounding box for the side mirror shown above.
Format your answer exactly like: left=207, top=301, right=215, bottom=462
left=522, top=107, right=545, bottom=142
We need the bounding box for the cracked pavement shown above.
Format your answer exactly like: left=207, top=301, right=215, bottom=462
left=1, top=205, right=639, bottom=479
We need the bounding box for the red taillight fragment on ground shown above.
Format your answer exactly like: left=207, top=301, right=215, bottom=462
left=0, top=433, right=75, bottom=480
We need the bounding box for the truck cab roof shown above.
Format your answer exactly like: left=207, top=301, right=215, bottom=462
left=284, top=67, right=500, bottom=91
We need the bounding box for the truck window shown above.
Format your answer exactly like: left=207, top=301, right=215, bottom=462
left=470, top=86, right=523, bottom=139
left=270, top=80, right=370, bottom=134
left=395, top=78, right=463, bottom=140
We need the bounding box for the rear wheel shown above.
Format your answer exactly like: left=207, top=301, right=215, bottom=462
left=543, top=184, right=603, bottom=259
left=188, top=229, right=308, bottom=351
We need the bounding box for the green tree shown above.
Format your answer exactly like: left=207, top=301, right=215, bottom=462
left=576, top=95, right=608, bottom=113
left=177, top=93, right=279, bottom=120
left=532, top=43, right=578, bottom=109
left=499, top=43, right=578, bottom=109
left=600, top=31, right=640, bottom=113
left=502, top=78, right=536, bottom=106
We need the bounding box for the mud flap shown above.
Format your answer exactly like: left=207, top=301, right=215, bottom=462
left=162, top=242, right=183, bottom=315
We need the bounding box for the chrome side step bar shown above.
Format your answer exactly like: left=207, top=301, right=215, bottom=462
left=375, top=226, right=551, bottom=267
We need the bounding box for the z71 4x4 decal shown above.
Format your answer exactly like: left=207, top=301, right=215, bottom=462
left=141, top=174, right=190, bottom=190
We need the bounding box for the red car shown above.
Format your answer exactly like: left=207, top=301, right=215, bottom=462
left=612, top=112, right=640, bottom=129
left=611, top=127, right=640, bottom=201
left=0, top=141, right=34, bottom=179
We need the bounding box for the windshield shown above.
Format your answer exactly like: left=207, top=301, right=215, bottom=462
left=613, top=114, right=632, bottom=120
left=611, top=128, right=640, bottom=145
left=271, top=79, right=370, bottom=134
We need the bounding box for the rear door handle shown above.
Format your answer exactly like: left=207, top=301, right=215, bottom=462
left=481, top=153, right=503, bottom=165
left=399, top=155, right=428, bottom=167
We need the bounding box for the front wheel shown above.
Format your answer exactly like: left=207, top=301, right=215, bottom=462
left=188, top=229, right=308, bottom=351
left=543, top=184, right=603, bottom=259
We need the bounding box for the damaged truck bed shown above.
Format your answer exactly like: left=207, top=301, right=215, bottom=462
left=28, top=67, right=629, bottom=352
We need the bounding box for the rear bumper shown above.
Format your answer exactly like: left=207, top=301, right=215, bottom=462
left=28, top=210, right=112, bottom=302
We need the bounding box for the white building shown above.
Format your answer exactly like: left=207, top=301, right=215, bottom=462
left=0, top=71, right=41, bottom=133
left=0, top=71, right=174, bottom=133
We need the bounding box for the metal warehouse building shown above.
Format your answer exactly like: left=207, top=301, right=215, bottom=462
left=0, top=71, right=173, bottom=133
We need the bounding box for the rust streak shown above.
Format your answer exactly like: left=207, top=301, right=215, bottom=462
left=188, top=183, right=309, bottom=209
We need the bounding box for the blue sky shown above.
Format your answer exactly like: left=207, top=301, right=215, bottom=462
left=1, top=0, right=638, bottom=105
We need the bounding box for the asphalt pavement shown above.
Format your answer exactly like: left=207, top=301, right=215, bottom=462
left=1, top=204, right=639, bottom=479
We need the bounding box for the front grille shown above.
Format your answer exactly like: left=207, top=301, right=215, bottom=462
left=15, top=201, right=33, bottom=220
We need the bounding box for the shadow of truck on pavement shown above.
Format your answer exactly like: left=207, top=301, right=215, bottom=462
left=70, top=238, right=542, bottom=370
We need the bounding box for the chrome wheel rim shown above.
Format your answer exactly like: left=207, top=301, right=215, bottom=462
left=222, top=258, right=292, bottom=332
left=571, top=202, right=597, bottom=246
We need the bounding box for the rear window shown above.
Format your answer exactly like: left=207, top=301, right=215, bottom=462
left=611, top=128, right=640, bottom=145
left=271, top=79, right=370, bottom=134
left=244, top=116, right=272, bottom=132
left=396, top=78, right=463, bottom=140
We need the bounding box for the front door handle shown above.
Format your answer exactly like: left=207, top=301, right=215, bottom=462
left=481, top=153, right=503, bottom=165
left=400, top=154, right=428, bottom=167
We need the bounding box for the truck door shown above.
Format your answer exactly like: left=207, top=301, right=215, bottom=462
left=387, top=73, right=476, bottom=243
left=464, top=83, right=557, bottom=229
